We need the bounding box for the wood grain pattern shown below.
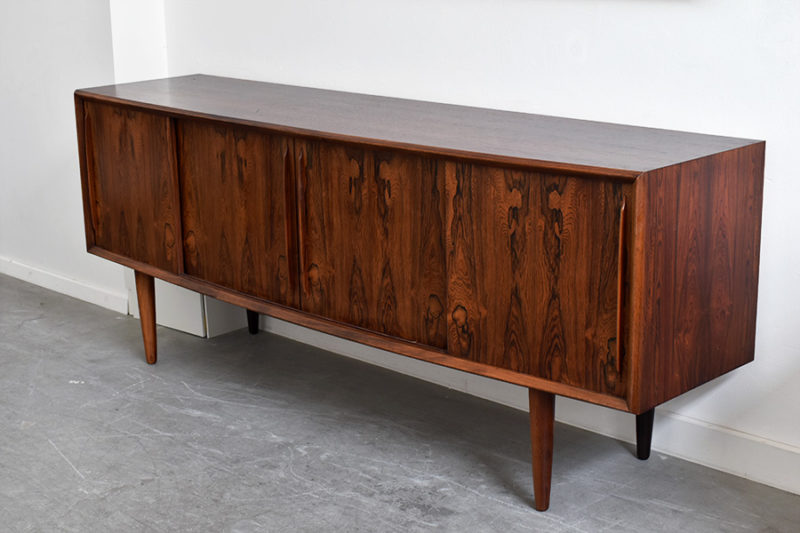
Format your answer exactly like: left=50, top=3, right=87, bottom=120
left=628, top=143, right=765, bottom=413
left=76, top=75, right=758, bottom=177
left=83, top=100, right=181, bottom=272
left=178, top=120, right=298, bottom=307
left=298, top=139, right=447, bottom=348
left=446, top=162, right=629, bottom=396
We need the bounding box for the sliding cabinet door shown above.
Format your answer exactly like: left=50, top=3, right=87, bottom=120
left=83, top=101, right=181, bottom=272
left=178, top=121, right=298, bottom=307
left=445, top=162, right=630, bottom=397
left=297, top=140, right=447, bottom=348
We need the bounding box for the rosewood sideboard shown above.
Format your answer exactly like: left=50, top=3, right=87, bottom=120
left=74, top=75, right=764, bottom=511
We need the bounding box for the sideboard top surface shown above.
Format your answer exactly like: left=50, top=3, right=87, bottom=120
left=77, top=74, right=760, bottom=178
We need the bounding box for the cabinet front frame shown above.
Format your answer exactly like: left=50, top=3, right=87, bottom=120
left=75, top=93, right=636, bottom=412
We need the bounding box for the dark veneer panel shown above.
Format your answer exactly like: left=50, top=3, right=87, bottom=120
left=629, top=143, right=765, bottom=413
left=446, top=162, right=630, bottom=397
left=83, top=100, right=181, bottom=273
left=298, top=139, right=447, bottom=349
left=178, top=120, right=298, bottom=307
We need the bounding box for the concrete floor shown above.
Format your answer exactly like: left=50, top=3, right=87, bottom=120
left=1, top=274, right=798, bottom=532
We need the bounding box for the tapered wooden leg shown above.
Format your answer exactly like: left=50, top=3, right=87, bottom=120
left=636, top=408, right=655, bottom=460
left=134, top=271, right=157, bottom=365
left=529, top=388, right=555, bottom=512
left=246, top=309, right=260, bottom=334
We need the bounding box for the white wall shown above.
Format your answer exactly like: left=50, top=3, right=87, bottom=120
left=0, top=0, right=125, bottom=312
left=1, top=0, right=798, bottom=495
left=108, top=0, right=168, bottom=84
left=161, top=0, right=800, bottom=493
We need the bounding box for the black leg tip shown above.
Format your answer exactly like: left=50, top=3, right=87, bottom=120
left=246, top=309, right=259, bottom=335
left=635, top=408, right=655, bottom=461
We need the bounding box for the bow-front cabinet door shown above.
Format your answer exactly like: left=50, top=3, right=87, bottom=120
left=445, top=162, right=632, bottom=399
left=295, top=139, right=448, bottom=349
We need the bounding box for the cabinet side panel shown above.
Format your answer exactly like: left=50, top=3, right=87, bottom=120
left=83, top=101, right=181, bottom=273
left=631, top=143, right=765, bottom=412
left=74, top=95, right=96, bottom=249
left=445, top=162, right=629, bottom=397
left=178, top=120, right=296, bottom=307
left=298, top=140, right=447, bottom=348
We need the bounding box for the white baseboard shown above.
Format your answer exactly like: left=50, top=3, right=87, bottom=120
left=258, top=314, right=800, bottom=496
left=0, top=255, right=128, bottom=314
left=557, top=399, right=800, bottom=496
